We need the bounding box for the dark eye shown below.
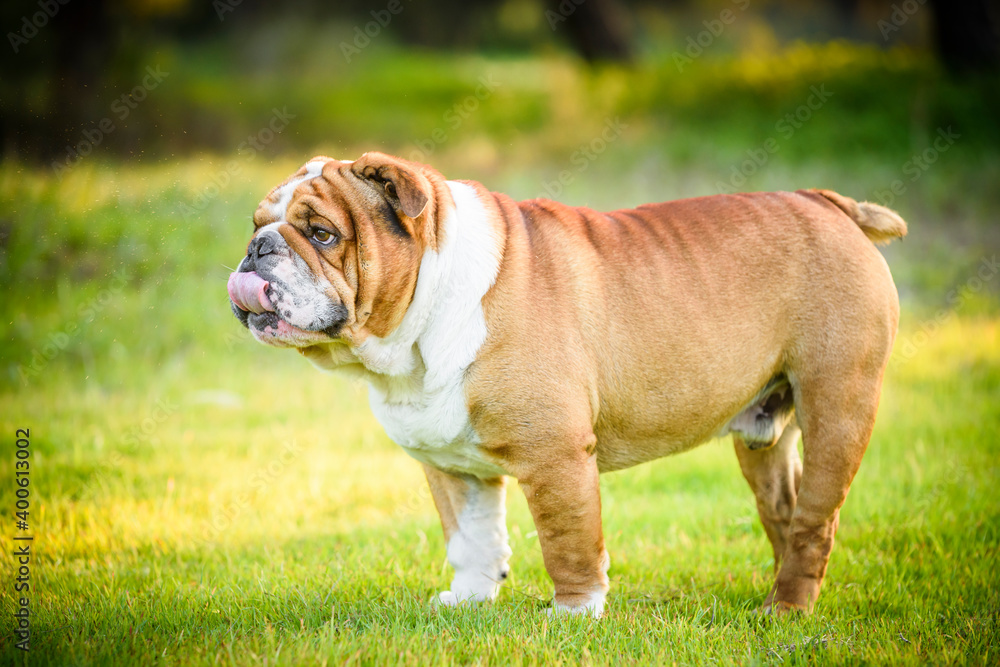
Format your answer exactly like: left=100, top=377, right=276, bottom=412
left=311, top=227, right=336, bottom=245
left=384, top=181, right=397, bottom=198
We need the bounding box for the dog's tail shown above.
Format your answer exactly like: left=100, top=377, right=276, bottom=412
left=810, top=189, right=908, bottom=246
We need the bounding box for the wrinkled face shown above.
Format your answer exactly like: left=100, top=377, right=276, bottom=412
left=228, top=152, right=441, bottom=349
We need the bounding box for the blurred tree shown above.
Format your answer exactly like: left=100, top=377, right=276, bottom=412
left=0, top=0, right=222, bottom=161
left=928, top=0, right=1000, bottom=72
left=546, top=0, right=632, bottom=61
left=3, top=0, right=997, bottom=164
left=46, top=0, right=115, bottom=155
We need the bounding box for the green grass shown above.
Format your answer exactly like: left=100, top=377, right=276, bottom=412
left=1, top=41, right=999, bottom=665
left=1, top=304, right=998, bottom=665
left=2, top=311, right=998, bottom=665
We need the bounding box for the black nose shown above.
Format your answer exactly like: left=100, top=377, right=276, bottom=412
left=248, top=233, right=277, bottom=260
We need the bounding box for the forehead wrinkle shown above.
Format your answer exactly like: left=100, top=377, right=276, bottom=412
left=260, top=165, right=307, bottom=208
left=339, top=168, right=385, bottom=217
left=287, top=177, right=325, bottom=219
left=254, top=163, right=313, bottom=227
left=269, top=159, right=329, bottom=221
left=323, top=159, right=354, bottom=179
left=252, top=156, right=354, bottom=231
left=307, top=172, right=363, bottom=241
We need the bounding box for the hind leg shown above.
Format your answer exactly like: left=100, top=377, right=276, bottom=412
left=766, top=369, right=884, bottom=614
left=734, top=417, right=802, bottom=579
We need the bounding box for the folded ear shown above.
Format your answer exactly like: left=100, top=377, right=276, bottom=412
left=351, top=152, right=430, bottom=219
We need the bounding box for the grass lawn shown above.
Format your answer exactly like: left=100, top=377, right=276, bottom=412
left=1, top=43, right=999, bottom=665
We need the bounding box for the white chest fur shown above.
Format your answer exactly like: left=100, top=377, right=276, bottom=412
left=368, top=383, right=505, bottom=478
left=354, top=181, right=506, bottom=479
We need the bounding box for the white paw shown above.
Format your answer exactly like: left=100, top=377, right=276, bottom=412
left=546, top=604, right=604, bottom=619
left=432, top=590, right=490, bottom=608
left=546, top=591, right=606, bottom=619
left=434, top=590, right=461, bottom=607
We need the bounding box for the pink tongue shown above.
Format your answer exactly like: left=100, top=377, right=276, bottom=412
left=227, top=271, right=274, bottom=314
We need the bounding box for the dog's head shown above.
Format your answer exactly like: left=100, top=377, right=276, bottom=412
left=228, top=152, right=450, bottom=349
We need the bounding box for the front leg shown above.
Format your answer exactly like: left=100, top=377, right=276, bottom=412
left=517, top=449, right=609, bottom=618
left=423, top=465, right=512, bottom=605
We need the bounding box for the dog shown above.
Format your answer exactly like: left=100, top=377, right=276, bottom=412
left=228, top=152, right=906, bottom=617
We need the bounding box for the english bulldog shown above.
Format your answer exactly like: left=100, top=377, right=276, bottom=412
left=228, top=152, right=906, bottom=617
